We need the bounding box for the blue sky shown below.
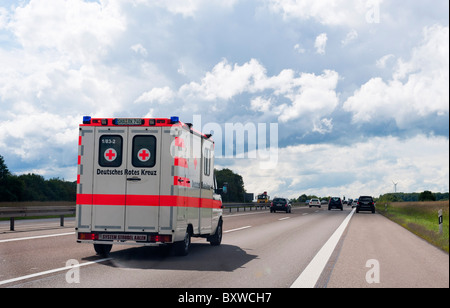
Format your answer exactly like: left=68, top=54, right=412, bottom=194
left=0, top=0, right=448, bottom=199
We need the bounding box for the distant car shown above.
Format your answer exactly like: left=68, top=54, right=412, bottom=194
left=351, top=199, right=358, bottom=208
left=356, top=196, right=375, bottom=213
left=309, top=198, right=321, bottom=208
left=271, top=197, right=292, bottom=213
left=328, top=197, right=343, bottom=211
left=347, top=199, right=353, bottom=206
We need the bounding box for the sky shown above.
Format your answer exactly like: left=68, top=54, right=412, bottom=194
left=0, top=0, right=448, bottom=200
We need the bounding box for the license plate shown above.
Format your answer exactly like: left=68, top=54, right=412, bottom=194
left=113, top=118, right=144, bottom=126
left=99, top=234, right=147, bottom=241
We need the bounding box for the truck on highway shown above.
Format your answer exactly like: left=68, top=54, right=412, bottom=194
left=257, top=191, right=270, bottom=204
left=75, top=116, right=223, bottom=256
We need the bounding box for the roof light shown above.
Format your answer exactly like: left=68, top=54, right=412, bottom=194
left=170, top=116, right=179, bottom=124
left=83, top=116, right=91, bottom=124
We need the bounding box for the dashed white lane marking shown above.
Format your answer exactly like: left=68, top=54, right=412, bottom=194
left=224, top=226, right=252, bottom=233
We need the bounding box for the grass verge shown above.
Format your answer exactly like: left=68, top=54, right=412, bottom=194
left=377, top=201, right=449, bottom=253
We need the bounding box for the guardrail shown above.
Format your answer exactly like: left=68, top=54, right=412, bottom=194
left=0, top=202, right=302, bottom=231
left=0, top=206, right=76, bottom=231
left=222, top=203, right=269, bottom=213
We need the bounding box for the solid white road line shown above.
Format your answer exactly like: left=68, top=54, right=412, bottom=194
left=0, top=258, right=112, bottom=286
left=0, top=232, right=75, bottom=243
left=290, top=208, right=355, bottom=288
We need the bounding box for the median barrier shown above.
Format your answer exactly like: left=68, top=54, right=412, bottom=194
left=0, top=206, right=75, bottom=231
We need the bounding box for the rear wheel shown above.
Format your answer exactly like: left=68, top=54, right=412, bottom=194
left=209, top=220, right=222, bottom=246
left=174, top=230, right=191, bottom=256
left=94, top=243, right=112, bottom=256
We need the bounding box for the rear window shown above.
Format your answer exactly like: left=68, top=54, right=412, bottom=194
left=99, top=135, right=123, bottom=167
left=273, top=198, right=286, bottom=204
left=132, top=135, right=156, bottom=168
left=359, top=196, right=373, bottom=202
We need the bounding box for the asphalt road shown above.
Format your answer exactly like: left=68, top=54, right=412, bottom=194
left=0, top=206, right=448, bottom=288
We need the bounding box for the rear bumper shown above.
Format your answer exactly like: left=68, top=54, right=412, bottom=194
left=76, top=232, right=173, bottom=246
left=271, top=206, right=290, bottom=211
left=356, top=205, right=375, bottom=212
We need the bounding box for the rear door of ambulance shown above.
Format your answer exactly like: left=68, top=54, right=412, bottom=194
left=92, top=125, right=161, bottom=233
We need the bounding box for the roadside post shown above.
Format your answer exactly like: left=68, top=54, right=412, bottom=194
left=438, top=209, right=443, bottom=235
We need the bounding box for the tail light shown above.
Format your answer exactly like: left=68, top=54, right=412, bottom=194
left=150, top=235, right=172, bottom=243
left=78, top=233, right=98, bottom=240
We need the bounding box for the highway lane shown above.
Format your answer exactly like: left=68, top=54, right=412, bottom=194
left=1, top=205, right=448, bottom=288
left=0, top=206, right=344, bottom=287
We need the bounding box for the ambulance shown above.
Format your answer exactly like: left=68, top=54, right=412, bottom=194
left=75, top=116, right=223, bottom=256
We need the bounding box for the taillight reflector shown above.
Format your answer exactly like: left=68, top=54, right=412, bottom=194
left=78, top=233, right=98, bottom=240
left=150, top=235, right=172, bottom=243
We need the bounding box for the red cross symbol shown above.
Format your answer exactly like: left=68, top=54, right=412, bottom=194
left=138, top=148, right=150, bottom=162
left=104, top=148, right=117, bottom=161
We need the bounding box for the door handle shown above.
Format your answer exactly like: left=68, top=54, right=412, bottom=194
left=127, top=177, right=141, bottom=182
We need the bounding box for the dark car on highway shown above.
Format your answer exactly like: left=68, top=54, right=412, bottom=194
left=356, top=196, right=375, bottom=213
left=328, top=197, right=343, bottom=211
left=270, top=197, right=292, bottom=213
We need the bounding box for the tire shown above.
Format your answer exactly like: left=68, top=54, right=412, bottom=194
left=94, top=243, right=112, bottom=256
left=174, top=230, right=191, bottom=256
left=209, top=220, right=222, bottom=246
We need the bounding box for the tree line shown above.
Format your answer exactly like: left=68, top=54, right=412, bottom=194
left=294, top=191, right=449, bottom=203
left=0, top=155, right=76, bottom=202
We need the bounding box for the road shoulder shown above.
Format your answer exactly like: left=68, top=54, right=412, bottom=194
left=326, top=212, right=449, bottom=288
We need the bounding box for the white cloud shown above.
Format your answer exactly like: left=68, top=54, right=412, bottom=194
left=376, top=54, right=395, bottom=68
left=341, top=29, right=358, bottom=45
left=314, top=33, right=328, bottom=55
left=228, top=134, right=449, bottom=199
left=130, top=43, right=148, bottom=56
left=141, top=59, right=339, bottom=124
left=8, top=0, right=126, bottom=64
left=344, top=25, right=449, bottom=127
left=313, top=118, right=333, bottom=134
left=139, top=0, right=238, bottom=17
left=250, top=97, right=272, bottom=113
left=267, top=0, right=375, bottom=27
left=277, top=70, right=339, bottom=123
left=179, top=59, right=266, bottom=101
left=134, top=86, right=174, bottom=104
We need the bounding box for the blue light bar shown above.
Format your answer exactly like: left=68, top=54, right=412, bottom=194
left=83, top=116, right=91, bottom=124
left=170, top=116, right=180, bottom=124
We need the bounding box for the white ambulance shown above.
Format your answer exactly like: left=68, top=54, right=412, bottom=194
left=75, top=116, right=223, bottom=256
